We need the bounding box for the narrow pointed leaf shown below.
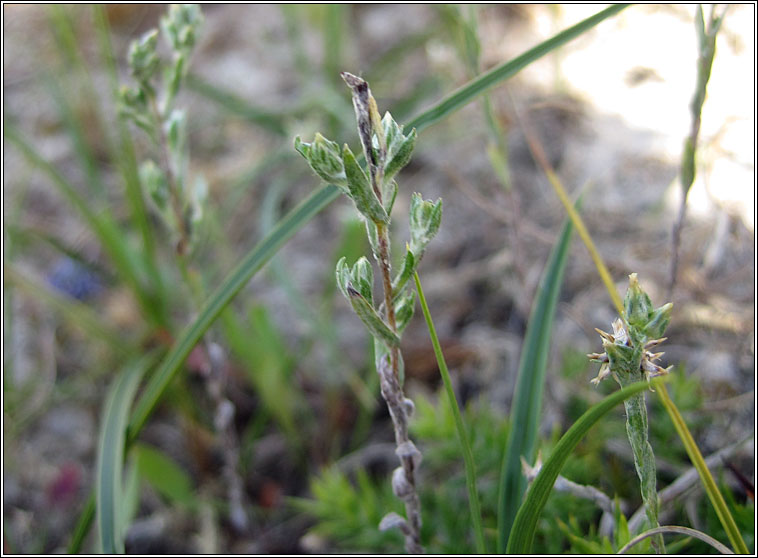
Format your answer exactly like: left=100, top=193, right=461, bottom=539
left=392, top=249, right=416, bottom=296
left=343, top=144, right=388, bottom=223
left=415, top=271, right=486, bottom=553
left=134, top=443, right=194, bottom=505
left=345, top=286, right=400, bottom=348
left=506, top=381, right=652, bottom=554
left=394, top=289, right=416, bottom=335
left=497, top=201, right=577, bottom=551
left=96, top=356, right=153, bottom=553
left=384, top=128, right=417, bottom=184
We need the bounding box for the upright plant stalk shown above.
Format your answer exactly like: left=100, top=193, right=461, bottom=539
left=617, top=374, right=662, bottom=552
left=668, top=5, right=726, bottom=299
left=295, top=72, right=442, bottom=554
left=120, top=4, right=249, bottom=532
left=588, top=274, right=673, bottom=553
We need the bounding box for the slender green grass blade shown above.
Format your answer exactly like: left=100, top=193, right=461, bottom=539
left=96, top=357, right=152, bottom=553
left=407, top=5, right=628, bottom=133
left=69, top=493, right=95, bottom=553
left=127, top=183, right=339, bottom=441
left=655, top=381, right=749, bottom=554
left=506, top=380, right=652, bottom=554
left=46, top=6, right=82, bottom=66
left=414, top=271, right=486, bottom=554
left=120, top=460, right=141, bottom=540
left=497, top=202, right=577, bottom=551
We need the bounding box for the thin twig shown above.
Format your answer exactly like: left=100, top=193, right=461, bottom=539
left=522, top=454, right=615, bottom=515
left=668, top=5, right=727, bottom=300
left=617, top=525, right=733, bottom=554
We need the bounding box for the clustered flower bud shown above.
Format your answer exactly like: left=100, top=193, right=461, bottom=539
left=588, top=274, right=673, bottom=386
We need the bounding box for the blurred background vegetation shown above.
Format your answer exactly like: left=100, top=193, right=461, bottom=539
left=3, top=4, right=754, bottom=553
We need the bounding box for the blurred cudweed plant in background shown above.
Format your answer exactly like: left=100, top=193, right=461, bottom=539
left=118, top=3, right=250, bottom=534
left=295, top=72, right=441, bottom=554
left=119, top=4, right=207, bottom=257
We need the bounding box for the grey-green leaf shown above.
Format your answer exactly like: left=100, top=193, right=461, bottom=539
left=351, top=256, right=374, bottom=303
left=128, top=30, right=159, bottom=88
left=335, top=256, right=352, bottom=299
left=384, top=128, right=417, bottom=184
left=392, top=248, right=416, bottom=296
left=383, top=179, right=398, bottom=215
left=409, top=193, right=442, bottom=258
left=336, top=256, right=374, bottom=304
left=623, top=273, right=654, bottom=329
left=139, top=160, right=169, bottom=210
left=294, top=135, right=348, bottom=191
left=345, top=286, right=400, bottom=348
left=394, top=289, right=416, bottom=334
left=643, top=302, right=673, bottom=340
left=161, top=3, right=203, bottom=53
left=365, top=218, right=380, bottom=260
left=343, top=144, right=388, bottom=223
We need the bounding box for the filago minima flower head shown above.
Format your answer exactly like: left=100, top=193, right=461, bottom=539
left=589, top=274, right=673, bottom=386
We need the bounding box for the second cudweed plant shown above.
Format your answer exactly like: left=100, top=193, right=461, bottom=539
left=589, top=273, right=673, bottom=553
left=295, top=72, right=441, bottom=554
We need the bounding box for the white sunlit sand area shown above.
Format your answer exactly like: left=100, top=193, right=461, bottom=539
left=483, top=4, right=753, bottom=234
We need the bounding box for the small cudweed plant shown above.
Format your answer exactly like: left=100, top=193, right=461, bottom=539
left=120, top=4, right=207, bottom=257
left=120, top=4, right=250, bottom=533
left=296, top=72, right=441, bottom=554
left=588, top=273, right=673, bottom=553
